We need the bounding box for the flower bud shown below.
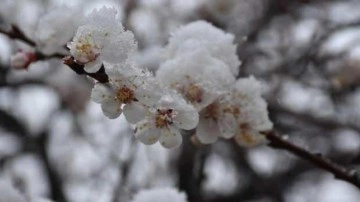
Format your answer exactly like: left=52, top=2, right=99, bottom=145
left=10, top=51, right=36, bottom=70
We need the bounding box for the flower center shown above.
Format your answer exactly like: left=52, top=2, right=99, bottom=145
left=184, top=83, right=203, bottom=103
left=173, top=75, right=203, bottom=103
left=223, top=105, right=240, bottom=119
left=204, top=103, right=219, bottom=120
left=74, top=35, right=101, bottom=63
left=155, top=109, right=174, bottom=128
left=116, top=86, right=134, bottom=103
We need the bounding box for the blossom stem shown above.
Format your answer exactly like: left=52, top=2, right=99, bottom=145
left=63, top=56, right=109, bottom=83
left=263, top=131, right=360, bottom=189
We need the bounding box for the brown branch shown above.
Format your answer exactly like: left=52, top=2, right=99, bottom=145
left=0, top=25, right=67, bottom=60
left=0, top=25, right=36, bottom=46
left=35, top=51, right=66, bottom=60
left=263, top=131, right=360, bottom=189
left=0, top=25, right=66, bottom=59
left=63, top=56, right=109, bottom=83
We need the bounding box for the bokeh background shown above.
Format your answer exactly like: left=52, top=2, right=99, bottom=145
left=1, top=0, right=360, bottom=201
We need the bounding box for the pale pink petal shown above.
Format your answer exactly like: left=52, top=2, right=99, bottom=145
left=135, top=120, right=161, bottom=145
left=173, top=110, right=199, bottom=130
left=193, top=89, right=219, bottom=111
left=159, top=126, right=182, bottom=149
left=135, top=85, right=162, bottom=106
left=91, top=83, right=113, bottom=103
left=218, top=113, right=237, bottom=139
left=196, top=117, right=220, bottom=144
left=123, top=102, right=146, bottom=124
left=101, top=99, right=122, bottom=119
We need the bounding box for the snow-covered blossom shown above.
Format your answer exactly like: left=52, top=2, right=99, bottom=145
left=35, top=6, right=83, bottom=55
left=165, top=20, right=241, bottom=76
left=73, top=12, right=271, bottom=149
left=68, top=7, right=137, bottom=73
left=135, top=92, right=199, bottom=148
left=130, top=187, right=188, bottom=202
left=157, top=49, right=235, bottom=111
left=91, top=63, right=160, bottom=122
left=10, top=51, right=36, bottom=70
left=231, top=76, right=273, bottom=147
left=194, top=76, right=272, bottom=145
left=196, top=95, right=238, bottom=144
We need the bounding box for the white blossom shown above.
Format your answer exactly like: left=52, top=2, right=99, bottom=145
left=130, top=187, right=188, bottom=202
left=91, top=63, right=160, bottom=122
left=165, top=20, right=241, bottom=76
left=68, top=7, right=137, bottom=73
left=194, top=76, right=272, bottom=145
left=196, top=95, right=238, bottom=144
left=232, top=76, right=273, bottom=147
left=135, top=92, right=199, bottom=148
left=157, top=49, right=235, bottom=111
left=35, top=6, right=83, bottom=55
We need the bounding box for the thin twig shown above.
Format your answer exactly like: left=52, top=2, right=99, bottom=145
left=263, top=131, right=360, bottom=189
left=0, top=25, right=66, bottom=59
left=0, top=25, right=66, bottom=60
left=0, top=25, right=109, bottom=83
left=0, top=25, right=36, bottom=46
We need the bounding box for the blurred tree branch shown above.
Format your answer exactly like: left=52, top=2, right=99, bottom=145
left=0, top=109, right=67, bottom=202
left=264, top=131, right=360, bottom=189
left=0, top=25, right=36, bottom=46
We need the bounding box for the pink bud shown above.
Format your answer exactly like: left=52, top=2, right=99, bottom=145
left=10, top=51, right=36, bottom=70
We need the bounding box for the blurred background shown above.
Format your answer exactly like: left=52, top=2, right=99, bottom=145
left=1, top=0, right=360, bottom=201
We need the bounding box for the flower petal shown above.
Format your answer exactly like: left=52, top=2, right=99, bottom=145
left=218, top=113, right=237, bottom=139
left=173, top=110, right=199, bottom=130
left=101, top=99, right=122, bottom=119
left=193, top=89, right=220, bottom=111
left=196, top=117, right=220, bottom=144
left=91, top=83, right=113, bottom=103
left=135, top=84, right=162, bottom=106
left=159, top=126, right=182, bottom=149
left=135, top=120, right=161, bottom=145
left=123, top=102, right=146, bottom=124
left=84, top=59, right=102, bottom=73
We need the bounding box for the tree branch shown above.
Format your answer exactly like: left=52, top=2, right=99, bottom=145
left=263, top=131, right=360, bottom=189
left=0, top=25, right=36, bottom=46
left=63, top=56, right=109, bottom=83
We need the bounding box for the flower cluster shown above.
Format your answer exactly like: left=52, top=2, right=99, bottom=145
left=67, top=7, right=199, bottom=149
left=66, top=8, right=273, bottom=148
left=6, top=6, right=272, bottom=148
left=67, top=7, right=137, bottom=73
left=156, top=20, right=272, bottom=145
